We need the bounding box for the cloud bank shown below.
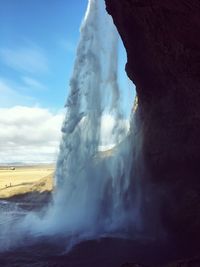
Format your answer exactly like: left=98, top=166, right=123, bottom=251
left=0, top=106, right=129, bottom=165
left=0, top=106, right=64, bottom=164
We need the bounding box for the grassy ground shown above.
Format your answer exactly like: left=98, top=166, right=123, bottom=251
left=0, top=164, right=54, bottom=199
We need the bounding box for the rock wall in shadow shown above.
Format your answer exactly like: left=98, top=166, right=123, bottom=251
left=105, top=0, right=200, bottom=248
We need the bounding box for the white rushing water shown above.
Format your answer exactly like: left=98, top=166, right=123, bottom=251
left=24, top=0, right=135, bottom=239
left=0, top=0, right=138, bottom=251
left=42, top=0, right=135, bottom=238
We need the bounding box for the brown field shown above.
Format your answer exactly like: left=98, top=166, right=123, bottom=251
left=0, top=164, right=55, bottom=199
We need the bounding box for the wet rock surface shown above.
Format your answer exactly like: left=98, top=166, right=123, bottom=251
left=0, top=236, right=190, bottom=267
left=121, top=257, right=200, bottom=267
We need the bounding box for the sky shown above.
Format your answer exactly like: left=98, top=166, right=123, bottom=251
left=0, top=0, right=134, bottom=164
left=0, top=0, right=88, bottom=109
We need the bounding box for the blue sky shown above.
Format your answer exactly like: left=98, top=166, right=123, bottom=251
left=0, top=0, right=134, bottom=111
left=0, top=0, right=88, bottom=110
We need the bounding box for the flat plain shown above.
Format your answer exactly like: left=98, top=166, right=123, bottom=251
left=0, top=164, right=54, bottom=199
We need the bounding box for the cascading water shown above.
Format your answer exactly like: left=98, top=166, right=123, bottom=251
left=23, top=0, right=136, bottom=240
left=48, top=0, right=135, bottom=237
left=0, top=2, right=186, bottom=264
left=0, top=0, right=138, bottom=251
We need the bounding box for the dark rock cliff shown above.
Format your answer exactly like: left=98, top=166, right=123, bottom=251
left=105, top=0, right=200, bottom=250
left=121, top=256, right=200, bottom=267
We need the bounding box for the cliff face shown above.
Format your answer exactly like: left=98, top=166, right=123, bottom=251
left=105, top=0, right=200, bottom=244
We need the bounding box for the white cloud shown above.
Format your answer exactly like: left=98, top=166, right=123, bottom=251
left=0, top=107, right=129, bottom=164
left=0, top=45, right=48, bottom=74
left=0, top=106, right=64, bottom=164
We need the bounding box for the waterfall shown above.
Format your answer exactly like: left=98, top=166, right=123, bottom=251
left=1, top=0, right=137, bottom=250
left=29, top=0, right=134, bottom=239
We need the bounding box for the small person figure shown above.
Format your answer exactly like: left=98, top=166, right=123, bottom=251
left=10, top=182, right=11, bottom=187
